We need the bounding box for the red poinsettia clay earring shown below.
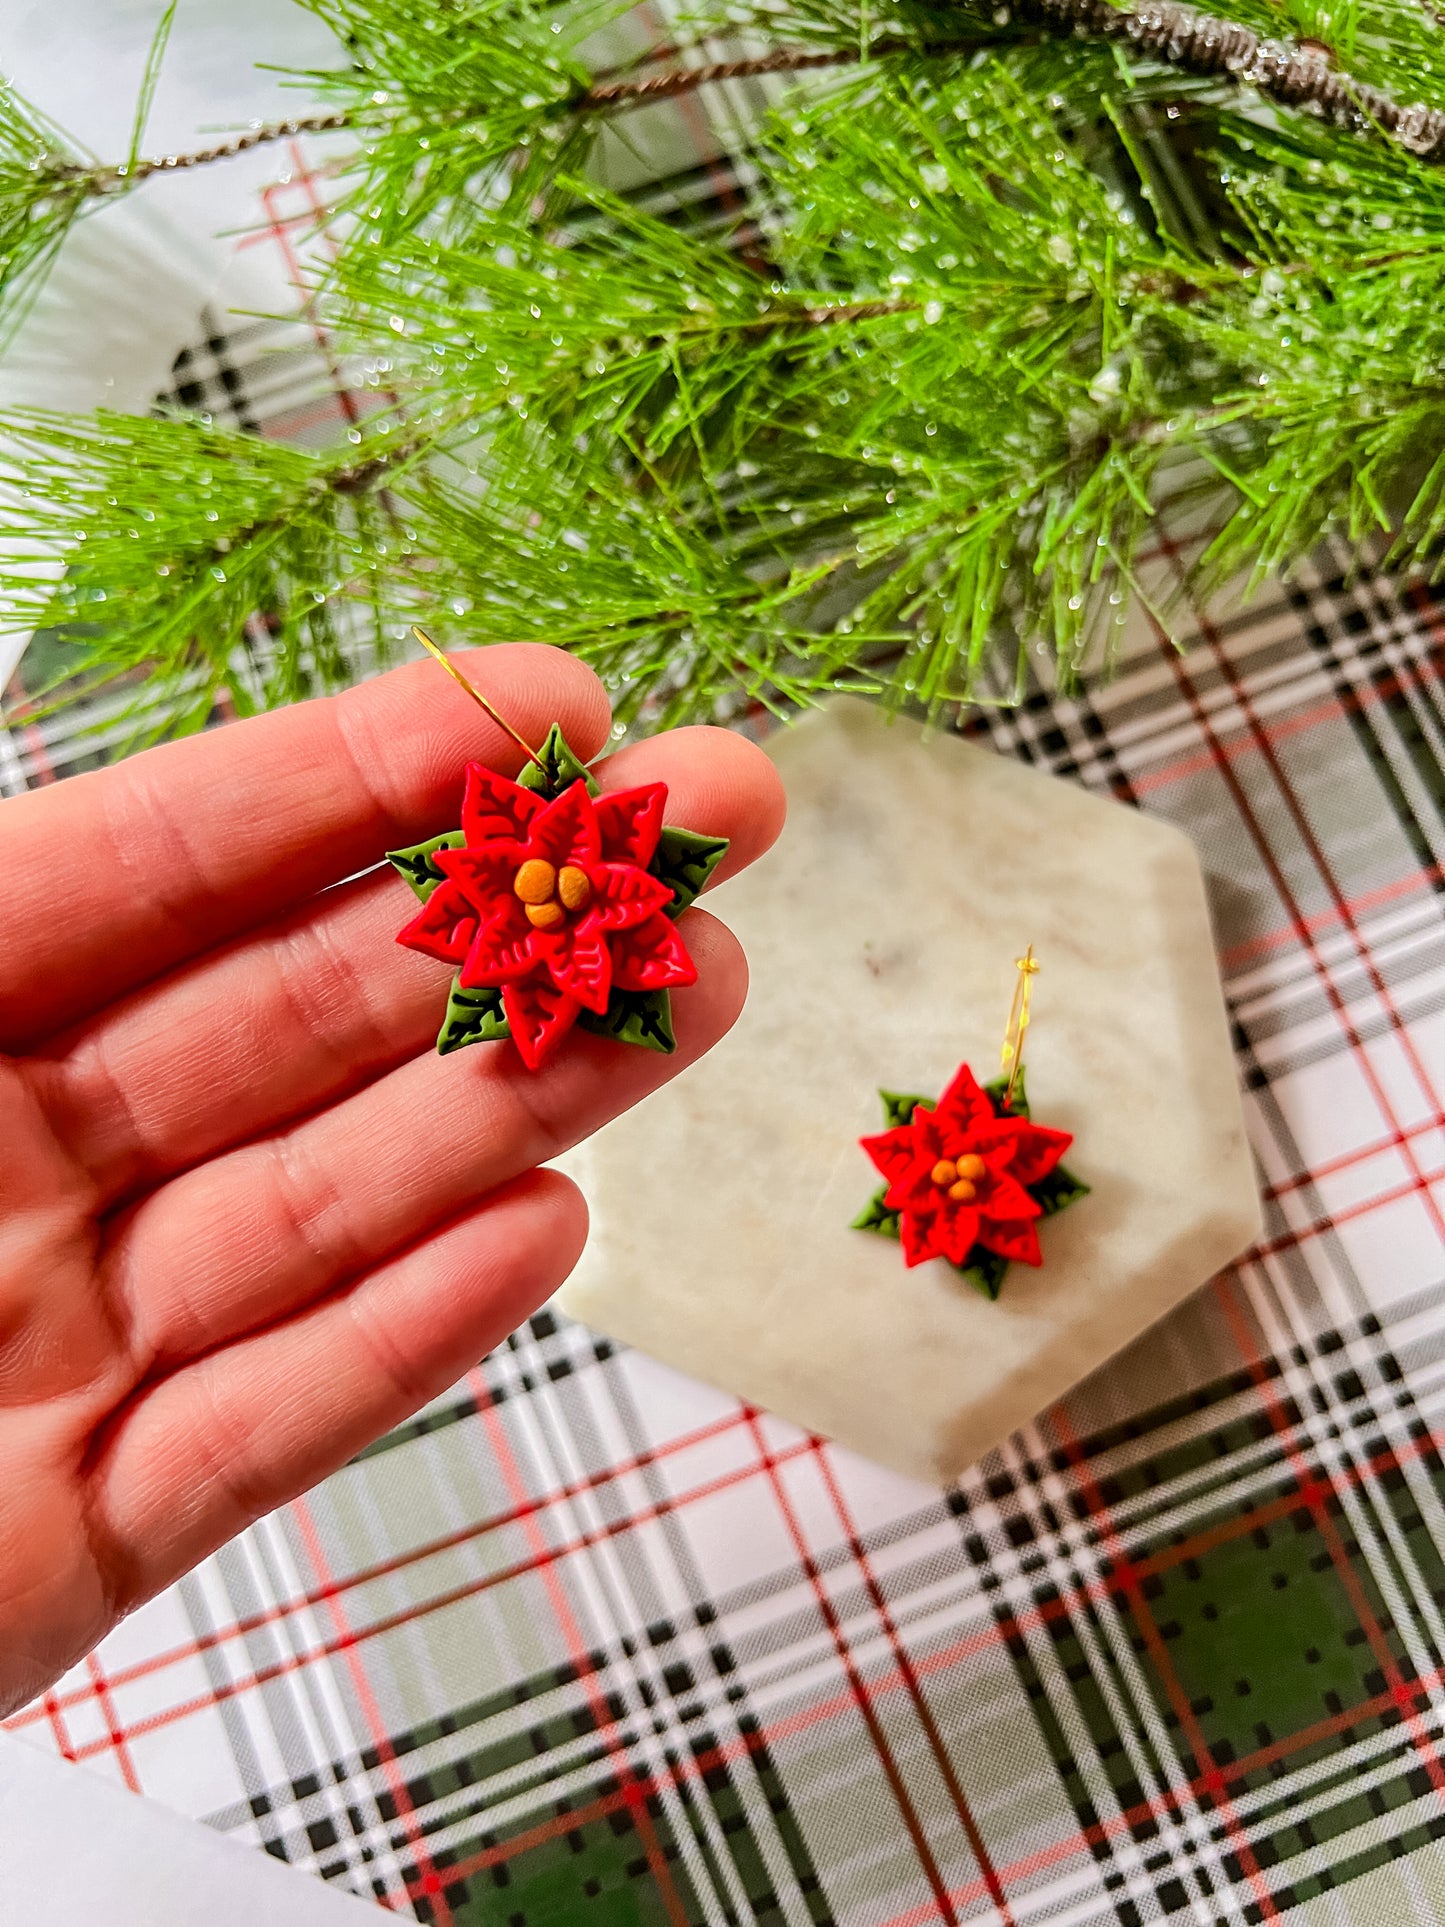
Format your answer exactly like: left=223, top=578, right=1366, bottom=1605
left=388, top=628, right=729, bottom=1071
left=854, top=946, right=1088, bottom=1300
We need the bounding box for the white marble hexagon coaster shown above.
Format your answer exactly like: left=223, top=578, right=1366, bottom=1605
left=558, top=698, right=1261, bottom=1485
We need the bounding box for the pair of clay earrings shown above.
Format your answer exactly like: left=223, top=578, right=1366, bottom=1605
left=388, top=636, right=1086, bottom=1302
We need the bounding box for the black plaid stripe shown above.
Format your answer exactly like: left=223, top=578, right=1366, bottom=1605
left=157, top=306, right=363, bottom=446
left=477, top=1342, right=838, bottom=1924
left=165, top=311, right=263, bottom=433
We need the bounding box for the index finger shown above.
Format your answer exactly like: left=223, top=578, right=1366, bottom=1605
left=0, top=645, right=612, bottom=1050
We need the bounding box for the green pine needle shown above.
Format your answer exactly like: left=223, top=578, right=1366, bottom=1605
left=0, top=410, right=411, bottom=738
left=0, top=83, right=93, bottom=348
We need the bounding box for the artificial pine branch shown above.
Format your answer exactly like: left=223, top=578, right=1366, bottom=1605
left=18, top=0, right=1445, bottom=200
left=3, top=0, right=1445, bottom=737
left=0, top=2, right=180, bottom=346
left=0, top=81, right=94, bottom=347
left=46, top=111, right=355, bottom=190
left=0, top=410, right=421, bottom=737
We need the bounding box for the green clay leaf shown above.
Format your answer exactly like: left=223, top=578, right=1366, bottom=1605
left=879, top=1090, right=931, bottom=1129
left=1033, top=1162, right=1091, bottom=1217
left=986, top=1068, right=1029, bottom=1120
left=386, top=830, right=464, bottom=904
left=958, top=1249, right=1010, bottom=1300
left=650, top=825, right=730, bottom=918
left=851, top=1188, right=901, bottom=1240
left=578, top=987, right=676, bottom=1053
left=436, top=978, right=510, bottom=1054
left=518, top=723, right=600, bottom=800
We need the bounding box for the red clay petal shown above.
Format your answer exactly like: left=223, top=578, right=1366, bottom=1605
left=936, top=1202, right=982, bottom=1268
left=460, top=763, right=540, bottom=845
left=543, top=926, right=613, bottom=1014
left=588, top=864, right=674, bottom=932
left=594, top=784, right=667, bottom=867
left=884, top=1159, right=941, bottom=1213
left=900, top=1210, right=945, bottom=1268
left=933, top=1062, right=994, bottom=1134
left=502, top=975, right=581, bottom=1070
left=609, top=915, right=697, bottom=992
left=980, top=1172, right=1043, bottom=1223
left=1007, top=1121, right=1074, bottom=1186
left=435, top=843, right=522, bottom=908
left=860, top=1125, right=918, bottom=1183
left=864, top=1055, right=1075, bottom=1276
left=527, top=780, right=600, bottom=871
left=396, top=882, right=479, bottom=965
left=459, top=900, right=535, bottom=985
left=979, top=1218, right=1043, bottom=1266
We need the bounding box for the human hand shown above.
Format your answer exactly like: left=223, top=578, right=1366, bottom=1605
left=0, top=647, right=784, bottom=1716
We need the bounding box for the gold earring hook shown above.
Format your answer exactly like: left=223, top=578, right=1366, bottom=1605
left=411, top=624, right=549, bottom=776
left=1000, top=942, right=1039, bottom=1110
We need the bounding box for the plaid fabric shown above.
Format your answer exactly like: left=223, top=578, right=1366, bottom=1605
left=5, top=133, right=1445, bottom=1927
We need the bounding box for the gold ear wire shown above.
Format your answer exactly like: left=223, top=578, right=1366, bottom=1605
left=411, top=625, right=549, bottom=776
left=1000, top=942, right=1039, bottom=1110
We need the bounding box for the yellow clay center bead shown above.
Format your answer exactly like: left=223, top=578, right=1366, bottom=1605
left=948, top=1177, right=977, bottom=1202
left=558, top=864, right=591, bottom=911
left=955, top=1154, right=986, bottom=1180
left=525, top=900, right=567, bottom=931
left=931, top=1159, right=957, bottom=1186
left=514, top=858, right=557, bottom=905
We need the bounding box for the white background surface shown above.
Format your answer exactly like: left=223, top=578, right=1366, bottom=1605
left=0, top=1728, right=380, bottom=1923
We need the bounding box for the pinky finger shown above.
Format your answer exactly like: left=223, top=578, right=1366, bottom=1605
left=88, top=1169, right=588, bottom=1611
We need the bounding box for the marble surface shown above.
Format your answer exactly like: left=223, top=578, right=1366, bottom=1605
left=558, top=698, right=1261, bottom=1486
